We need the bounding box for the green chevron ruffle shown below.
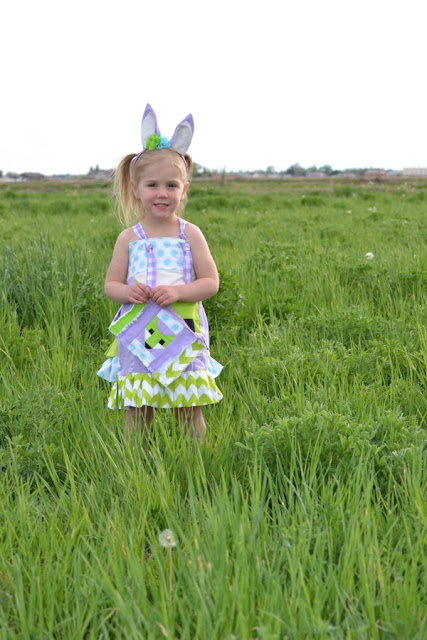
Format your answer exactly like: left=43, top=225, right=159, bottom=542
left=108, top=371, right=222, bottom=409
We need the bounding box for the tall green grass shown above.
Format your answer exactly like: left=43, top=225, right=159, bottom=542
left=0, top=179, right=426, bottom=638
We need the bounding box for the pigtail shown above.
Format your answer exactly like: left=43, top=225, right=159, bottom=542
left=113, top=153, right=143, bottom=227
left=183, top=154, right=193, bottom=180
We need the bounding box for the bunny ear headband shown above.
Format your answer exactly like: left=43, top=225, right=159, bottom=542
left=131, top=103, right=194, bottom=174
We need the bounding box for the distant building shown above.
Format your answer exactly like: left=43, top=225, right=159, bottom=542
left=19, top=172, right=45, bottom=180
left=403, top=167, right=427, bottom=177
left=306, top=171, right=327, bottom=178
left=87, top=166, right=114, bottom=181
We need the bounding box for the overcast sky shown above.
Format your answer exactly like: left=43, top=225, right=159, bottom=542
left=1, top=0, right=426, bottom=175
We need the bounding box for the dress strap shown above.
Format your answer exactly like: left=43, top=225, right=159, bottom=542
left=179, top=218, right=193, bottom=284
left=133, top=223, right=156, bottom=288
left=178, top=218, right=187, bottom=240
left=132, top=222, right=147, bottom=240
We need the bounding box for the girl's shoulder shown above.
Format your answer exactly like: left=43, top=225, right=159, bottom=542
left=183, top=221, right=204, bottom=242
left=111, top=227, right=141, bottom=255
left=116, top=226, right=140, bottom=243
left=183, top=221, right=212, bottom=254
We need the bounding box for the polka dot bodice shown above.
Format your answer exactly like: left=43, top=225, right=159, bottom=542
left=127, top=237, right=193, bottom=284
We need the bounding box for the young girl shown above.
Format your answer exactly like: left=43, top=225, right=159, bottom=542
left=98, top=104, right=222, bottom=442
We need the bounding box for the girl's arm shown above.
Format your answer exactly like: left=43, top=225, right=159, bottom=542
left=150, top=224, right=219, bottom=307
left=104, top=229, right=151, bottom=304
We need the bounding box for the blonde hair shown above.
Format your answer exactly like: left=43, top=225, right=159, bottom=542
left=113, top=148, right=193, bottom=227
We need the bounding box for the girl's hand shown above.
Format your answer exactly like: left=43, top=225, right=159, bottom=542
left=150, top=285, right=180, bottom=307
left=128, top=282, right=151, bottom=304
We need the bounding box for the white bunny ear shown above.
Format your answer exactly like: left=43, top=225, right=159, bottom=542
left=141, top=104, right=160, bottom=148
left=170, top=114, right=194, bottom=155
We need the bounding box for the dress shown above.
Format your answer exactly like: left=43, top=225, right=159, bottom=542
left=97, top=218, right=223, bottom=409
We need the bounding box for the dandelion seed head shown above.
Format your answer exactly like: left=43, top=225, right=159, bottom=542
left=158, top=529, right=177, bottom=548
left=365, top=252, right=374, bottom=260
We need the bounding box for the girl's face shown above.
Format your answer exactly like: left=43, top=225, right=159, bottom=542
left=132, top=155, right=189, bottom=222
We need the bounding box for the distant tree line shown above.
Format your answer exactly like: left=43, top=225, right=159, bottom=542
left=191, top=162, right=379, bottom=178
left=285, top=163, right=337, bottom=176
left=1, top=171, right=45, bottom=180
left=0, top=163, right=394, bottom=181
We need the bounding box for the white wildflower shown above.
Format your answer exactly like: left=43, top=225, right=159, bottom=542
left=158, top=529, right=177, bottom=548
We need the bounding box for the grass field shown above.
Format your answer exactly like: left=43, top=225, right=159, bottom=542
left=0, top=177, right=426, bottom=639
